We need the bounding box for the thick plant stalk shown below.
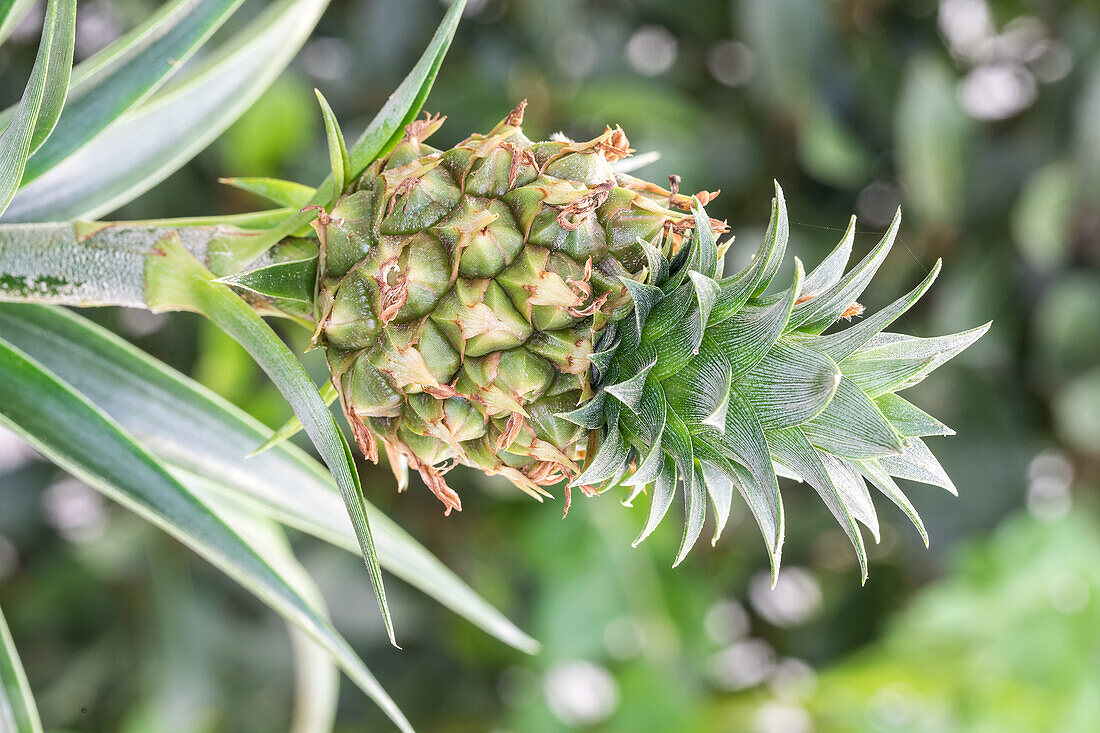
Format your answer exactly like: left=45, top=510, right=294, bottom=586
left=0, top=219, right=294, bottom=309
left=0, top=222, right=219, bottom=307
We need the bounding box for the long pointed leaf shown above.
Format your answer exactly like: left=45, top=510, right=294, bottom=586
left=0, top=337, right=413, bottom=732
left=186, top=487, right=338, bottom=733
left=0, top=0, right=74, bottom=215
left=0, top=605, right=41, bottom=733
left=0, top=0, right=36, bottom=45
left=0, top=303, right=537, bottom=654
left=3, top=0, right=330, bottom=223
left=19, top=0, right=246, bottom=185
left=146, top=233, right=399, bottom=641
left=227, top=0, right=467, bottom=267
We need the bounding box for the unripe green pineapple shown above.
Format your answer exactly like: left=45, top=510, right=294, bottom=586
left=312, top=102, right=986, bottom=574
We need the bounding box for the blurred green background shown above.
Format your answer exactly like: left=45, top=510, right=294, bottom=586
left=2, top=0, right=1099, bottom=731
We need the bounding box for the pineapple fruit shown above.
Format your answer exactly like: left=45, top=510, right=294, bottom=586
left=311, top=102, right=987, bottom=573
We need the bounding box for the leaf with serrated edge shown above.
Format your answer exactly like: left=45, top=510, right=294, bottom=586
left=803, top=376, right=905, bottom=459
left=820, top=452, right=880, bottom=542
left=662, top=348, right=732, bottom=431
left=841, top=354, right=936, bottom=398
left=699, top=459, right=733, bottom=546
left=811, top=260, right=941, bottom=362
left=633, top=455, right=677, bottom=546
left=875, top=393, right=954, bottom=437
left=752, top=181, right=789, bottom=296
left=620, top=276, right=663, bottom=337
left=704, top=386, right=782, bottom=550
left=604, top=348, right=657, bottom=412
left=675, top=463, right=708, bottom=566
left=858, top=458, right=928, bottom=546
left=709, top=258, right=803, bottom=380
left=801, top=215, right=855, bottom=295
left=662, top=405, right=696, bottom=499
left=767, top=426, right=868, bottom=582
left=573, top=422, right=630, bottom=486
left=712, top=182, right=788, bottom=322
left=878, top=437, right=957, bottom=495
left=856, top=323, right=992, bottom=384
left=690, top=204, right=719, bottom=279
left=788, top=208, right=901, bottom=333
left=735, top=338, right=841, bottom=430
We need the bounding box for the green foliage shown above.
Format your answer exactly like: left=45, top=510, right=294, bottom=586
left=0, top=0, right=1096, bottom=730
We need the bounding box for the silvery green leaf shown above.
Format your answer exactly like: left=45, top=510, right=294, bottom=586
left=712, top=182, right=790, bottom=325
left=735, top=338, right=841, bottom=430
left=4, top=0, right=331, bottom=222
left=878, top=437, right=957, bottom=495
left=699, top=459, right=734, bottom=546
left=689, top=204, right=719, bottom=279
left=632, top=455, right=677, bottom=546
left=767, top=426, right=868, bottom=582
left=604, top=346, right=656, bottom=412
left=0, top=0, right=74, bottom=215
left=752, top=181, right=790, bottom=296
left=727, top=460, right=783, bottom=581
left=788, top=208, right=901, bottom=333
left=642, top=281, right=694, bottom=342
left=634, top=235, right=669, bottom=286
left=18, top=0, right=246, bottom=187
left=688, top=271, right=721, bottom=331
left=315, top=89, right=350, bottom=199
left=0, top=336, right=412, bottom=731
left=0, top=0, right=35, bottom=45
left=662, top=348, right=731, bottom=430
left=705, top=386, right=782, bottom=550
left=858, top=458, right=928, bottom=547
left=573, top=423, right=630, bottom=486
left=557, top=391, right=607, bottom=429
left=820, top=452, right=880, bottom=543
left=709, top=258, right=804, bottom=380
left=620, top=276, right=663, bottom=337
left=0, top=604, right=41, bottom=733
left=875, top=393, right=954, bottom=438
left=619, top=381, right=666, bottom=447
left=675, top=462, right=708, bottom=567
left=811, top=260, right=942, bottom=361
left=858, top=323, right=992, bottom=381
left=801, top=215, right=855, bottom=295
left=216, top=256, right=318, bottom=304
left=840, top=354, right=936, bottom=398
left=803, top=377, right=906, bottom=459
left=0, top=304, right=538, bottom=654
left=662, top=407, right=696, bottom=493
left=649, top=291, right=708, bottom=380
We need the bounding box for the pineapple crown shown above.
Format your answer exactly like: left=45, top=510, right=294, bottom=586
left=557, top=183, right=989, bottom=579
